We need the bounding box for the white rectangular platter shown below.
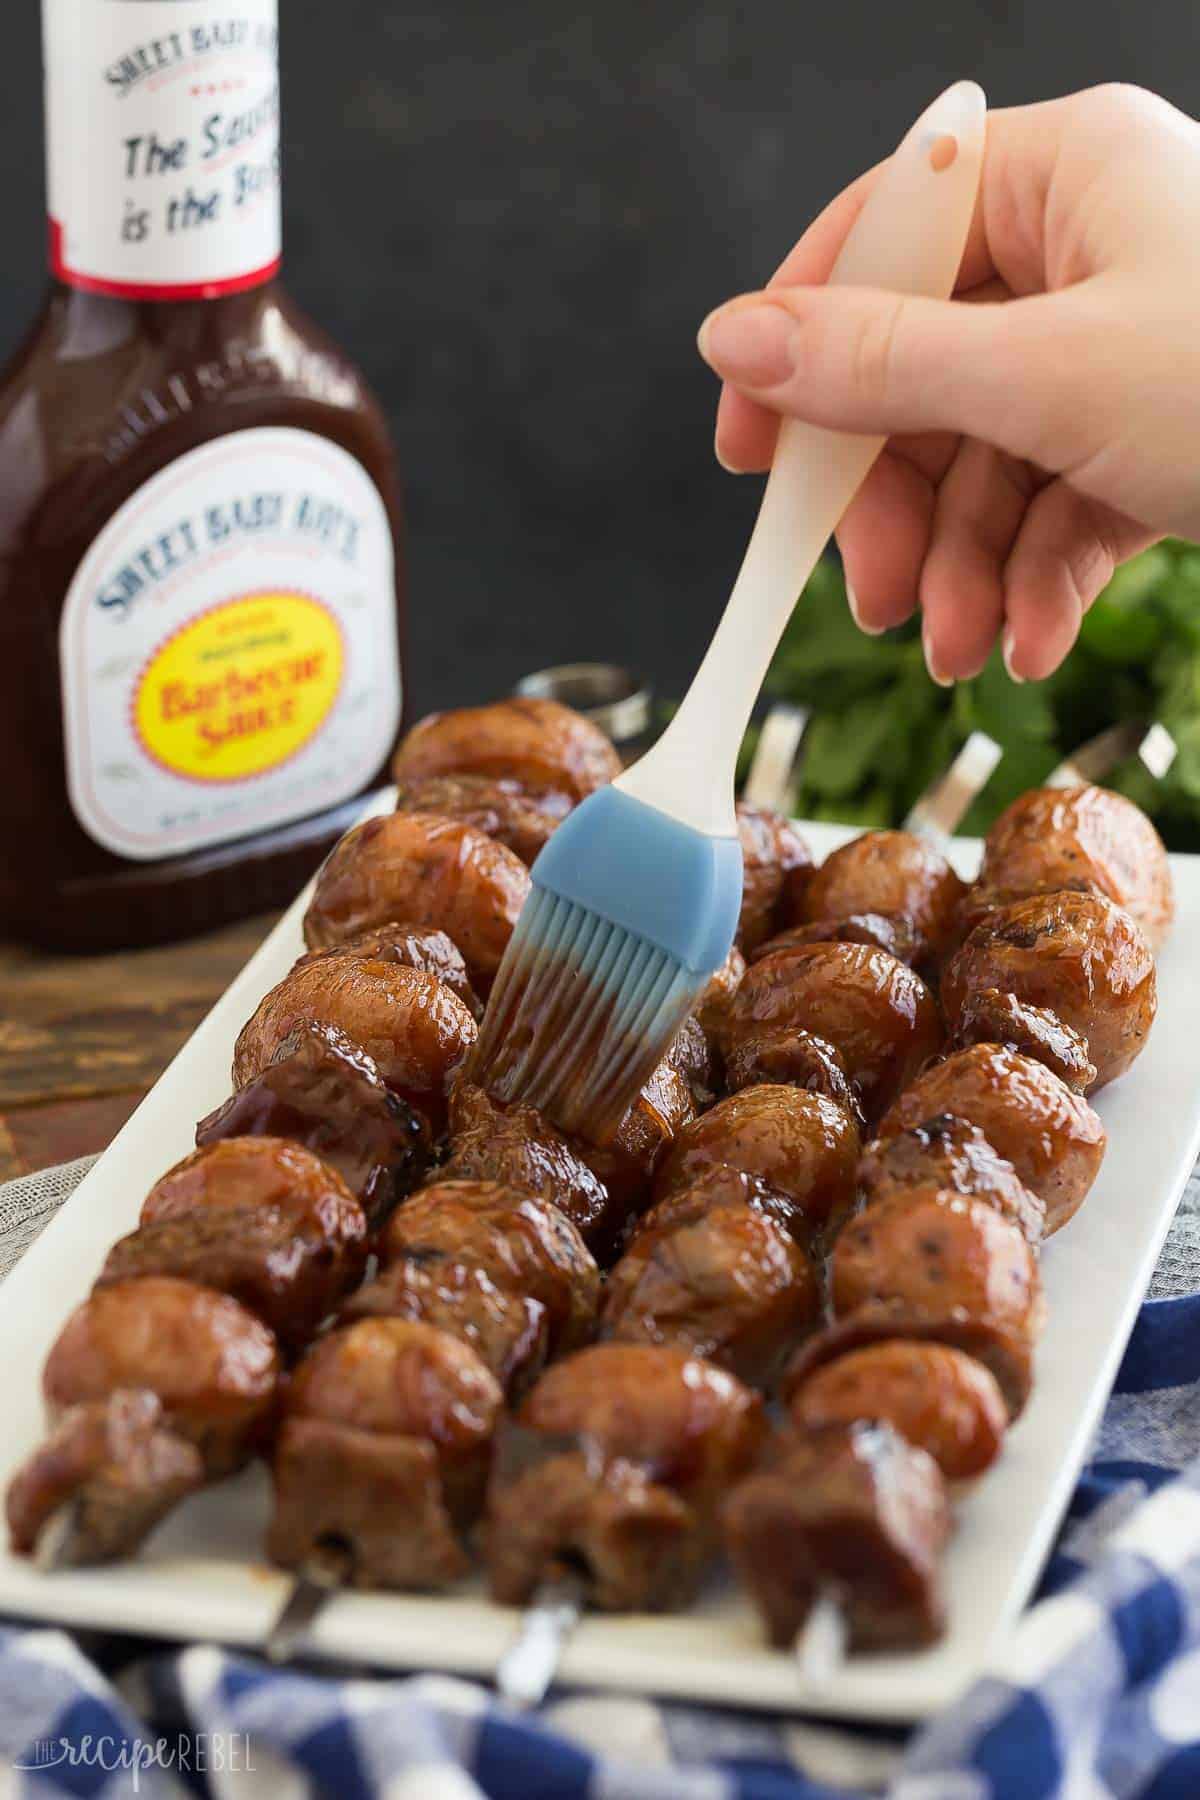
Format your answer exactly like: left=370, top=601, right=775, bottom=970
left=1, top=812, right=1198, bottom=1724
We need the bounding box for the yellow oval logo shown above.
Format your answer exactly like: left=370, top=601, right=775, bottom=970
left=134, top=592, right=344, bottom=785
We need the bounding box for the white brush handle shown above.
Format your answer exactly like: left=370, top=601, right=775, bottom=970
left=619, top=80, right=986, bottom=834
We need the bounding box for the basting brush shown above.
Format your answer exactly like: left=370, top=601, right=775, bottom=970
left=471, top=81, right=987, bottom=1145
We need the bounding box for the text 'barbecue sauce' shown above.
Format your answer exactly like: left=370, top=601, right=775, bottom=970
left=0, top=0, right=406, bottom=949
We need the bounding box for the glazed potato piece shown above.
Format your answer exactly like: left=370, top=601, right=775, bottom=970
left=949, top=988, right=1096, bottom=1093
left=394, top=773, right=568, bottom=867
left=445, top=1082, right=617, bottom=1252
left=6, top=1391, right=205, bottom=1566
left=196, top=1022, right=434, bottom=1231
left=877, top=1044, right=1106, bottom=1235
left=377, top=1180, right=600, bottom=1359
left=297, top=922, right=481, bottom=1017
left=43, top=1278, right=280, bottom=1478
left=578, top=1049, right=698, bottom=1218
left=631, top=1165, right=807, bottom=1246
left=942, top=891, right=1156, bottom=1090
left=392, top=697, right=621, bottom=804
left=723, top=1028, right=862, bottom=1126
left=267, top=1318, right=502, bottom=1590
left=785, top=1298, right=1036, bottom=1420
left=801, top=830, right=966, bottom=963
left=832, top=1186, right=1044, bottom=1339
left=105, top=1138, right=367, bottom=1351
left=975, top=783, right=1173, bottom=950
left=694, top=944, right=747, bottom=1038
left=858, top=1115, right=1046, bottom=1247
left=486, top=1344, right=765, bottom=1610
left=303, top=812, right=530, bottom=988
left=724, top=1421, right=950, bottom=1651
left=232, top=956, right=476, bottom=1128
left=342, top=1262, right=549, bottom=1399
left=601, top=1196, right=819, bottom=1387
left=789, top=1340, right=1009, bottom=1479
left=653, top=1084, right=860, bottom=1247
left=751, top=912, right=920, bottom=968
left=735, top=804, right=814, bottom=951
left=722, top=943, right=943, bottom=1125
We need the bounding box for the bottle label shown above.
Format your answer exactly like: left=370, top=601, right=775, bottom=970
left=43, top=0, right=281, bottom=299
left=60, top=428, right=401, bottom=861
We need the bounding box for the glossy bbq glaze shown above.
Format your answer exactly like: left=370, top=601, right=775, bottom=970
left=303, top=812, right=530, bottom=990
left=734, top=804, right=815, bottom=951
left=233, top=955, right=477, bottom=1130
left=297, top=924, right=482, bottom=1018
left=0, top=282, right=406, bottom=950
left=486, top=1343, right=765, bottom=1610
left=721, top=942, right=943, bottom=1126
left=344, top=1179, right=601, bottom=1393
left=962, top=783, right=1174, bottom=950
left=652, top=1084, right=861, bottom=1248
left=196, top=1022, right=434, bottom=1230
left=799, top=830, right=966, bottom=964
left=104, top=1137, right=368, bottom=1351
left=393, top=775, right=568, bottom=867
left=42, top=1277, right=280, bottom=1479
left=601, top=1187, right=819, bottom=1386
left=268, top=1318, right=502, bottom=1590
left=942, top=891, right=1157, bottom=1090
left=392, top=698, right=621, bottom=806
left=858, top=1116, right=1046, bottom=1247
left=831, top=1186, right=1045, bottom=1340
left=878, top=1043, right=1106, bottom=1235
left=788, top=1341, right=1009, bottom=1479
left=948, top=989, right=1096, bottom=1092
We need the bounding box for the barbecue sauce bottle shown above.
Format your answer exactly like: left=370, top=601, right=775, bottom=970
left=0, top=0, right=406, bottom=949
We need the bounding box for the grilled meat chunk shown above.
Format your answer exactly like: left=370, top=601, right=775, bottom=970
left=858, top=1115, right=1045, bottom=1247
left=735, top=804, right=815, bottom=951
left=724, top=1421, right=951, bottom=1650
left=297, top=923, right=481, bottom=1017
left=196, top=1024, right=432, bottom=1231
left=486, top=1344, right=765, bottom=1611
left=6, top=1390, right=205, bottom=1565
left=267, top=1318, right=502, bottom=1590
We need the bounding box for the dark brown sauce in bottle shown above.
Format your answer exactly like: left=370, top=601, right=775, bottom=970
left=2, top=3, right=406, bottom=950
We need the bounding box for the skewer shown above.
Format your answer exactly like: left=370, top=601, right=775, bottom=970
left=495, top=1570, right=587, bottom=1709
left=265, top=1540, right=355, bottom=1665
left=1047, top=720, right=1177, bottom=788
left=904, top=731, right=1002, bottom=842
left=32, top=1501, right=83, bottom=1573
left=743, top=704, right=810, bottom=813
left=794, top=1586, right=849, bottom=1686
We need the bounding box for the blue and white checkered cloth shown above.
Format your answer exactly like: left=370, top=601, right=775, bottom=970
left=3, top=1172, right=1200, bottom=1798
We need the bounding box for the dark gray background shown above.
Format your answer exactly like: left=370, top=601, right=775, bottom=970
left=4, top=4, right=1197, bottom=717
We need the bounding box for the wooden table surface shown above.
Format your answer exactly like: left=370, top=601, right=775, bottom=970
left=0, top=915, right=278, bottom=1182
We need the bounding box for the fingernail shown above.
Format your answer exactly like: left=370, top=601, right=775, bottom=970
left=714, top=434, right=748, bottom=475
left=1002, top=629, right=1026, bottom=684
left=923, top=628, right=953, bottom=688
left=846, top=582, right=885, bottom=636
left=697, top=302, right=796, bottom=387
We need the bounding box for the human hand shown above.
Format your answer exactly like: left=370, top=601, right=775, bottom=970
left=698, top=85, right=1200, bottom=682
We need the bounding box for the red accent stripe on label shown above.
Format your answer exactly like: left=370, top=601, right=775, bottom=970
left=48, top=218, right=280, bottom=302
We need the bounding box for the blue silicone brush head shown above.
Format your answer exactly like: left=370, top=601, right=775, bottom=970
left=469, top=786, right=743, bottom=1142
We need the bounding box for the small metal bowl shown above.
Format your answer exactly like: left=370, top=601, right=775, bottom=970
left=514, top=662, right=653, bottom=750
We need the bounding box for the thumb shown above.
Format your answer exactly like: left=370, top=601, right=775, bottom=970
left=698, top=285, right=1096, bottom=471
